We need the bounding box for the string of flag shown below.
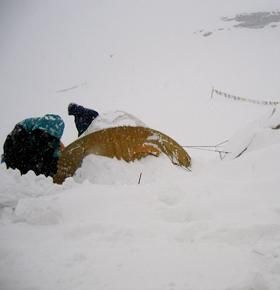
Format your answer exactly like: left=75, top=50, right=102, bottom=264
left=211, top=88, right=280, bottom=106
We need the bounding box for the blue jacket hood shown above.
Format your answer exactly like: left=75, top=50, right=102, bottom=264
left=20, top=114, right=65, bottom=139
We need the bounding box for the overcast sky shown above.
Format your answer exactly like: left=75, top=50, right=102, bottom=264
left=1, top=0, right=279, bottom=146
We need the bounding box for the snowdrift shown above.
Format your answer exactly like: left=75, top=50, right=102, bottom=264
left=223, top=108, right=280, bottom=159
left=1, top=124, right=280, bottom=290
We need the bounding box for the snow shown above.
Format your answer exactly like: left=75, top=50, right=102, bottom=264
left=81, top=110, right=146, bottom=137
left=1, top=145, right=280, bottom=289
left=1, top=1, right=280, bottom=289
left=224, top=108, right=280, bottom=158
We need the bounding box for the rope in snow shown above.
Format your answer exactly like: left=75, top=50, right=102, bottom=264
left=182, top=139, right=229, bottom=150
left=211, top=87, right=280, bottom=106
left=182, top=140, right=230, bottom=159
left=182, top=146, right=230, bottom=154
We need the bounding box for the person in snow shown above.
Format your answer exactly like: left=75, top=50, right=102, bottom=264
left=68, top=103, right=99, bottom=137
left=2, top=114, right=65, bottom=177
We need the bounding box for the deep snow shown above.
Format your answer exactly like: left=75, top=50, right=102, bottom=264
left=1, top=138, right=280, bottom=290
left=1, top=1, right=280, bottom=290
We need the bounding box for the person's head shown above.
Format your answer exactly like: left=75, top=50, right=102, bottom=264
left=68, top=103, right=80, bottom=116
left=68, top=103, right=99, bottom=136
left=68, top=103, right=89, bottom=116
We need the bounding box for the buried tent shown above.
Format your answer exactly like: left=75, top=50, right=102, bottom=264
left=222, top=108, right=280, bottom=159
left=53, top=125, right=191, bottom=184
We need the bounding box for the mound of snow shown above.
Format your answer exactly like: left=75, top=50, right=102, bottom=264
left=223, top=108, right=280, bottom=159
left=1, top=124, right=280, bottom=289
left=73, top=154, right=188, bottom=185
left=201, top=143, right=280, bottom=183
left=0, top=164, right=74, bottom=220
left=2, top=148, right=280, bottom=290
left=82, top=111, right=146, bottom=136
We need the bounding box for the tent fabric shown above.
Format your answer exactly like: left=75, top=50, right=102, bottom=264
left=53, top=126, right=191, bottom=184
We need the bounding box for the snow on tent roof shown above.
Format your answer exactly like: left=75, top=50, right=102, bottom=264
left=80, top=111, right=147, bottom=137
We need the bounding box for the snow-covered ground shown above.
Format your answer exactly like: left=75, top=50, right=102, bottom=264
left=1, top=1, right=280, bottom=289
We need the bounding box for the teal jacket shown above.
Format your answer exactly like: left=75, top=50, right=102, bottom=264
left=19, top=114, right=64, bottom=158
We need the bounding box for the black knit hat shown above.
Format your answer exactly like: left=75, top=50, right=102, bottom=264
left=68, top=103, right=79, bottom=115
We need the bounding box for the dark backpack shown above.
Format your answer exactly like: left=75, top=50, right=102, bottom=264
left=3, top=126, right=59, bottom=177
left=3, top=125, right=32, bottom=174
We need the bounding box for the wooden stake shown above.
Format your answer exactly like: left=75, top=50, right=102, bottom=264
left=138, top=172, right=142, bottom=184
left=210, top=87, right=214, bottom=98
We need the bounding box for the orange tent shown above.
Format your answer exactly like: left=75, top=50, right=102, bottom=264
left=53, top=126, right=191, bottom=184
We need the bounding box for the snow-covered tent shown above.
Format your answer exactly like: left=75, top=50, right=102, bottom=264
left=223, top=108, right=280, bottom=159
left=53, top=126, right=191, bottom=184
left=53, top=111, right=191, bottom=184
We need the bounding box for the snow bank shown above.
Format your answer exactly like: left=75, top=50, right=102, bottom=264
left=1, top=132, right=280, bottom=289
left=73, top=155, right=188, bottom=185
left=0, top=165, right=59, bottom=207
left=0, top=164, right=74, bottom=222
